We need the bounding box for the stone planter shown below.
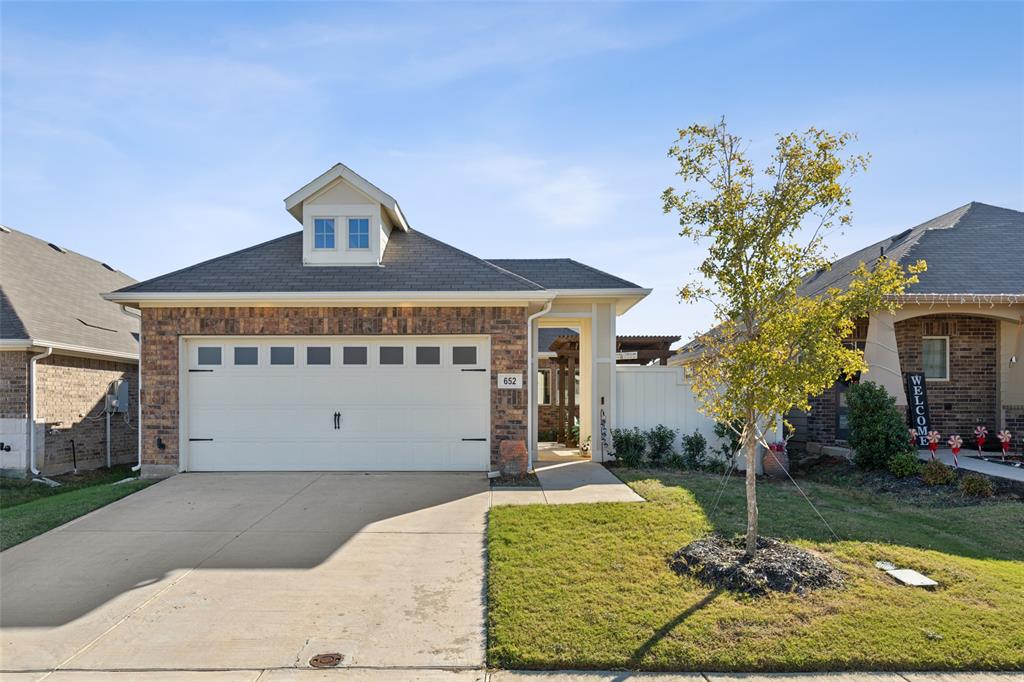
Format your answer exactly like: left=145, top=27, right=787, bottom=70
left=763, top=447, right=789, bottom=478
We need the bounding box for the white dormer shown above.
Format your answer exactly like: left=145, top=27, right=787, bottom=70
left=284, top=164, right=410, bottom=266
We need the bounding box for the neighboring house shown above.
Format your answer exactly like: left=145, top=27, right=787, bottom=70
left=536, top=328, right=680, bottom=442
left=1, top=226, right=139, bottom=476
left=672, top=202, right=1024, bottom=454
left=105, top=164, right=650, bottom=477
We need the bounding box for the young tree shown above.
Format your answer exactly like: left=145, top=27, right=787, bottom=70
left=663, top=120, right=925, bottom=557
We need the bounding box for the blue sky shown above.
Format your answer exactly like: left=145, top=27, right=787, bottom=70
left=2, top=1, right=1021, bottom=341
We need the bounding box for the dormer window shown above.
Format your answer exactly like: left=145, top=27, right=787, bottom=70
left=348, top=218, right=370, bottom=249
left=313, top=218, right=336, bottom=250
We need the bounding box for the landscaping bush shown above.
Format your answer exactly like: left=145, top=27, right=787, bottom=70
left=680, top=430, right=707, bottom=470
left=921, top=459, right=956, bottom=486
left=887, top=450, right=921, bottom=478
left=712, top=420, right=742, bottom=460
left=960, top=473, right=995, bottom=498
left=645, top=425, right=677, bottom=465
left=611, top=427, right=646, bottom=467
left=537, top=428, right=559, bottom=442
left=847, top=381, right=915, bottom=470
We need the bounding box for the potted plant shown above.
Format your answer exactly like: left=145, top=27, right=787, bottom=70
left=763, top=440, right=789, bottom=478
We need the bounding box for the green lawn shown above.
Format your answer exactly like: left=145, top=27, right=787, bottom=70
left=1, top=466, right=154, bottom=550
left=488, top=468, right=1024, bottom=672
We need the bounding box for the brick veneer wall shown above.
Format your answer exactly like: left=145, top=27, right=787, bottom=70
left=537, top=357, right=579, bottom=436
left=0, top=351, right=30, bottom=419
left=141, top=306, right=528, bottom=472
left=804, top=388, right=837, bottom=445
left=36, top=355, right=138, bottom=474
left=895, top=314, right=998, bottom=438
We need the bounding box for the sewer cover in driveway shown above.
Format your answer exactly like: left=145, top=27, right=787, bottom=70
left=309, top=652, right=345, bottom=667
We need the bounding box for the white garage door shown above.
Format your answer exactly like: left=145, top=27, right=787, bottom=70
left=183, top=336, right=491, bottom=471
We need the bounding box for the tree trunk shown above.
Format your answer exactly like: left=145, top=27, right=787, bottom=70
left=744, top=417, right=759, bottom=558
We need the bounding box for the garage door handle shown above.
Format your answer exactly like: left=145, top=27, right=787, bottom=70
left=461, top=438, right=486, bottom=441
left=460, top=368, right=486, bottom=372
left=189, top=438, right=214, bottom=442
left=189, top=369, right=214, bottom=373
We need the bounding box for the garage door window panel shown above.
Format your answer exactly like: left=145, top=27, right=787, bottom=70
left=343, top=346, right=368, bottom=366
left=416, top=346, right=441, bottom=366
left=306, top=346, right=332, bottom=366
left=379, top=346, right=404, bottom=365
left=197, top=346, right=222, bottom=366
left=270, top=346, right=295, bottom=365
left=452, top=346, right=478, bottom=365
left=233, top=347, right=259, bottom=366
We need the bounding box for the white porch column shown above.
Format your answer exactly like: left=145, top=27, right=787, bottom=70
left=864, top=310, right=906, bottom=406
left=591, top=303, right=616, bottom=462
left=578, top=319, right=593, bottom=454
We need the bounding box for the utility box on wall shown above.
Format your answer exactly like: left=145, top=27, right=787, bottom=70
left=105, top=379, right=130, bottom=414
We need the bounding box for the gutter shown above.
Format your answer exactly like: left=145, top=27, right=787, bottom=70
left=525, top=301, right=553, bottom=472
left=120, top=305, right=144, bottom=472
left=103, top=290, right=557, bottom=305
left=28, top=346, right=53, bottom=476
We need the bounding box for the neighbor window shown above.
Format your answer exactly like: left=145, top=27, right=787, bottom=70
left=348, top=217, right=370, bottom=249
left=452, top=346, right=477, bottom=365
left=270, top=346, right=295, bottom=365
left=313, top=218, right=335, bottom=249
left=922, top=337, right=949, bottom=380
left=233, top=347, right=258, bottom=366
left=416, top=346, right=441, bottom=365
left=306, top=346, right=331, bottom=366
left=197, top=347, right=221, bottom=366
left=343, top=346, right=368, bottom=365
left=538, top=369, right=551, bottom=405
left=379, top=346, right=404, bottom=365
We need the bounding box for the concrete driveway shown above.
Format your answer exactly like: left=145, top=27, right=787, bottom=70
left=0, top=472, right=489, bottom=677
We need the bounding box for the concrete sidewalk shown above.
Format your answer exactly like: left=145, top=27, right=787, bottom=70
left=920, top=448, right=1024, bottom=482
left=491, top=461, right=644, bottom=505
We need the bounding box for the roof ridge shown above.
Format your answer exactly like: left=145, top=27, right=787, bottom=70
left=115, top=231, right=300, bottom=293
left=2, top=224, right=135, bottom=279
left=410, top=230, right=546, bottom=291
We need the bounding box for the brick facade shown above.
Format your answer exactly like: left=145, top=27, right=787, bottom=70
left=895, top=314, right=998, bottom=438
left=0, top=351, right=137, bottom=474
left=141, top=306, right=528, bottom=471
left=804, top=389, right=837, bottom=445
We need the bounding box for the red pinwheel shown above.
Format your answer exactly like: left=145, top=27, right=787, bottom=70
left=997, top=430, right=1012, bottom=461
left=974, top=425, right=988, bottom=454
left=948, top=434, right=962, bottom=468
left=926, top=430, right=941, bottom=460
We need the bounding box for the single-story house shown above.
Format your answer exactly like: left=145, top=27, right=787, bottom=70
left=536, top=328, right=680, bottom=443
left=105, top=164, right=651, bottom=477
left=671, top=202, right=1024, bottom=454
left=1, top=226, right=139, bottom=476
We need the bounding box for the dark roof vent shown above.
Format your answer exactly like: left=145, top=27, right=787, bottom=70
left=101, top=263, right=116, bottom=272
left=47, top=242, right=67, bottom=254
left=890, top=228, right=912, bottom=242
left=0, top=225, right=11, bottom=234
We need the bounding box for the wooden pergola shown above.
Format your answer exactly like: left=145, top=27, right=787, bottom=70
left=546, top=333, right=680, bottom=446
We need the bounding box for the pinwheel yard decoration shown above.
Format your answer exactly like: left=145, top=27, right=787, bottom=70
left=975, top=425, right=988, bottom=454
left=926, top=430, right=941, bottom=460
left=948, top=434, right=963, bottom=468
left=909, top=428, right=918, bottom=448
left=997, top=430, right=1013, bottom=461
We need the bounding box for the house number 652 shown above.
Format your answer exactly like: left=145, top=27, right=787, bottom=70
left=498, top=373, right=522, bottom=389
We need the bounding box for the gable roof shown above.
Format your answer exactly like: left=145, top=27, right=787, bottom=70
left=485, top=258, right=642, bottom=290
left=284, top=163, right=410, bottom=230
left=0, top=226, right=139, bottom=358
left=538, top=327, right=578, bottom=352
left=800, top=202, right=1023, bottom=297
left=114, top=229, right=545, bottom=295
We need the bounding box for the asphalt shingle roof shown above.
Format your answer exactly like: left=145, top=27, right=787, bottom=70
left=1, top=227, right=139, bottom=356
left=538, top=327, right=578, bottom=352
left=485, top=258, right=642, bottom=290
left=800, top=202, right=1023, bottom=297
left=117, top=229, right=545, bottom=294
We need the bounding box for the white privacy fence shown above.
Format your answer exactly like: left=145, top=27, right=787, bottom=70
left=614, top=366, right=725, bottom=455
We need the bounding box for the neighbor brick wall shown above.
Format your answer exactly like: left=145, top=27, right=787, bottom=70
left=0, top=351, right=30, bottom=419
left=804, top=388, right=837, bottom=445
left=537, top=357, right=579, bottom=437
left=36, top=355, right=138, bottom=474
left=895, top=314, right=998, bottom=439
left=141, top=306, right=528, bottom=471
left=1003, top=406, right=1024, bottom=453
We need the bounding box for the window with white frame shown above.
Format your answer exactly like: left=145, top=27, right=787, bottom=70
left=313, top=218, right=336, bottom=249
left=348, top=218, right=370, bottom=249
left=537, top=369, right=551, bottom=405
left=922, top=336, right=949, bottom=380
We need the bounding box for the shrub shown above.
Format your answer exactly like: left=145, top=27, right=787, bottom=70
left=921, top=459, right=956, bottom=486
left=537, top=428, right=559, bottom=443
left=712, top=420, right=742, bottom=460
left=611, top=427, right=646, bottom=467
left=847, top=381, right=915, bottom=470
left=960, top=473, right=995, bottom=498
left=680, top=430, right=708, bottom=470
left=887, top=451, right=921, bottom=478
left=645, top=425, right=678, bottom=465
left=666, top=452, right=687, bottom=469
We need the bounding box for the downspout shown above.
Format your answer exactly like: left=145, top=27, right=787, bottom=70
left=526, top=300, right=553, bottom=473
left=120, top=305, right=143, bottom=472
left=28, top=346, right=53, bottom=476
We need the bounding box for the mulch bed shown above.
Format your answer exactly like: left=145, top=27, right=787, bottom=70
left=491, top=472, right=541, bottom=488
left=669, top=534, right=845, bottom=596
